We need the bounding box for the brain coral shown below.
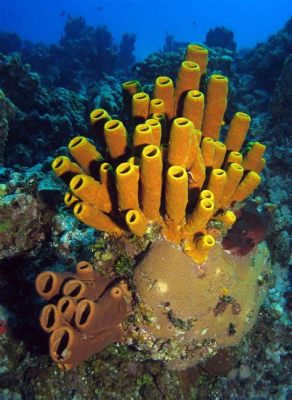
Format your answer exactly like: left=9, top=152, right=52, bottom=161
left=35, top=43, right=271, bottom=371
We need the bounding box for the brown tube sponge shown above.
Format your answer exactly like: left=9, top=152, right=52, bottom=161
left=35, top=271, right=74, bottom=301
left=49, top=324, right=124, bottom=370
left=75, top=282, right=132, bottom=334
left=62, top=278, right=110, bottom=302
left=57, top=296, right=77, bottom=323
left=40, top=304, right=68, bottom=333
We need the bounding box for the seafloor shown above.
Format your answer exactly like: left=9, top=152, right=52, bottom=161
left=0, top=17, right=291, bottom=400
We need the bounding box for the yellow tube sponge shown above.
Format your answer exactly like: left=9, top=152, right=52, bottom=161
left=219, top=162, right=244, bottom=208
left=116, top=162, right=139, bottom=210
left=201, top=137, right=215, bottom=167
left=225, top=151, right=243, bottom=167
left=255, top=158, right=266, bottom=174
left=201, top=75, right=228, bottom=139
left=122, top=80, right=140, bottom=96
left=133, top=123, right=154, bottom=151
left=89, top=109, right=111, bottom=140
left=242, top=142, right=266, bottom=171
left=125, top=209, right=148, bottom=237
left=213, top=141, right=226, bottom=168
left=52, top=156, right=83, bottom=184
left=175, top=61, right=201, bottom=111
left=64, top=192, right=79, bottom=208
left=215, top=210, right=236, bottom=227
left=232, top=171, right=261, bottom=202
left=225, top=112, right=251, bottom=151
left=149, top=98, right=165, bottom=115
left=199, top=189, right=214, bottom=202
left=70, top=174, right=112, bottom=213
left=207, top=169, right=227, bottom=207
left=140, top=145, right=162, bottom=221
left=188, top=148, right=206, bottom=191
left=99, top=163, right=113, bottom=186
left=195, top=234, right=216, bottom=263
left=154, top=76, right=175, bottom=119
left=195, top=128, right=202, bottom=145
left=74, top=202, right=123, bottom=236
left=185, top=198, right=214, bottom=234
left=168, top=118, right=193, bottom=168
left=99, top=163, right=115, bottom=199
left=165, top=166, right=188, bottom=223
left=104, top=119, right=128, bottom=160
left=187, top=129, right=200, bottom=169
left=132, top=92, right=150, bottom=121
left=145, top=119, right=162, bottom=147
left=122, top=80, right=141, bottom=119
left=184, top=233, right=216, bottom=264
left=68, top=136, right=104, bottom=177
left=182, top=90, right=205, bottom=130
left=185, top=44, right=209, bottom=77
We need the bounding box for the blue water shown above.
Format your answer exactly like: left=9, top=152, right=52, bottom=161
left=0, top=0, right=291, bottom=59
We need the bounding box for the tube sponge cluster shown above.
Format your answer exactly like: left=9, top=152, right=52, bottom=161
left=36, top=43, right=269, bottom=370
left=52, top=43, right=266, bottom=264
left=35, top=261, right=132, bottom=370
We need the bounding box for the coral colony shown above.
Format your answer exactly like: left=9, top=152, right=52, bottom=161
left=35, top=43, right=271, bottom=370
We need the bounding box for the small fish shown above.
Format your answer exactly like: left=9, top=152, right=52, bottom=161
left=96, top=6, right=103, bottom=12
left=60, top=11, right=66, bottom=17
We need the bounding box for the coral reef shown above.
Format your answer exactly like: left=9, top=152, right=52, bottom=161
left=0, top=19, right=291, bottom=400
left=0, top=16, right=137, bottom=91
left=238, top=18, right=292, bottom=91
left=0, top=89, right=17, bottom=163
left=205, top=27, right=237, bottom=51
left=0, top=192, right=45, bottom=260
left=0, top=52, right=89, bottom=166
left=118, top=33, right=137, bottom=70
left=36, top=42, right=272, bottom=371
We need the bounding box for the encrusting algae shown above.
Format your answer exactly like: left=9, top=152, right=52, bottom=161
left=35, top=43, right=272, bottom=370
